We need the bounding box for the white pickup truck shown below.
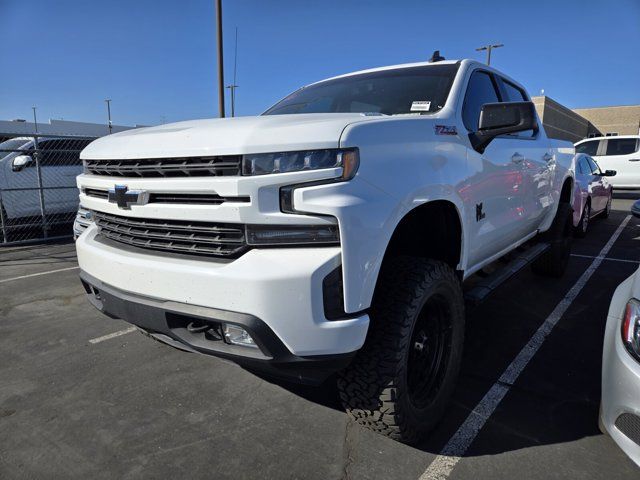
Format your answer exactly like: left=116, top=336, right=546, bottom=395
left=76, top=57, right=575, bottom=444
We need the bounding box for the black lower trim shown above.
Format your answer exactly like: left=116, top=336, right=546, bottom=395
left=79, top=271, right=355, bottom=384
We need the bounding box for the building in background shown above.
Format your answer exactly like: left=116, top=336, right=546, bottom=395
left=0, top=118, right=141, bottom=143
left=572, top=105, right=640, bottom=137
left=531, top=96, right=640, bottom=143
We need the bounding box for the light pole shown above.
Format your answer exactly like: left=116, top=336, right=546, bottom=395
left=476, top=43, right=503, bottom=66
left=32, top=106, right=39, bottom=133
left=226, top=26, right=239, bottom=117
left=105, top=99, right=112, bottom=134
left=215, top=0, right=225, bottom=118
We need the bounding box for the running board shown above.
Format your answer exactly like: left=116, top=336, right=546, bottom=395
left=464, top=242, right=551, bottom=306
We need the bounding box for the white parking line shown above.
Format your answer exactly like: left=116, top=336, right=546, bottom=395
left=571, top=253, right=640, bottom=264
left=89, top=326, right=137, bottom=344
left=419, top=215, right=632, bottom=480
left=0, top=266, right=79, bottom=284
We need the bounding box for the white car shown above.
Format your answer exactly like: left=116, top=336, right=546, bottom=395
left=601, top=203, right=640, bottom=466
left=76, top=57, right=576, bottom=444
left=0, top=136, right=92, bottom=220
left=575, top=135, right=640, bottom=189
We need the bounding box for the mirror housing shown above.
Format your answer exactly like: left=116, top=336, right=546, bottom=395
left=12, top=154, right=33, bottom=172
left=632, top=199, right=640, bottom=219
left=469, top=101, right=539, bottom=153
left=603, top=169, right=617, bottom=177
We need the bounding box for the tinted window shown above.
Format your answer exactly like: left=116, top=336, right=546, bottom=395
left=264, top=64, right=459, bottom=116
left=575, top=140, right=599, bottom=156
left=37, top=138, right=89, bottom=167
left=462, top=71, right=500, bottom=131
left=586, top=156, right=601, bottom=175
left=578, top=157, right=589, bottom=175
left=502, top=80, right=527, bottom=102
left=605, top=138, right=639, bottom=156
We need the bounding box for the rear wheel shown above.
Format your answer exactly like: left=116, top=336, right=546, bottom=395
left=574, top=201, right=590, bottom=238
left=337, top=257, right=464, bottom=445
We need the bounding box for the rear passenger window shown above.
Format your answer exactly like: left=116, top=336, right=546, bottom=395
left=605, top=138, right=639, bottom=156
left=575, top=140, right=599, bottom=156
left=502, top=80, right=527, bottom=102
left=586, top=156, right=601, bottom=175
left=462, top=71, right=500, bottom=131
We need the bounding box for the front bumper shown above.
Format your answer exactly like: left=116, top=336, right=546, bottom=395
left=601, top=276, right=640, bottom=466
left=76, top=225, right=369, bottom=382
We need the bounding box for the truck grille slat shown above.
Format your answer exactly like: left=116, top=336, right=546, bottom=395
left=83, top=188, right=250, bottom=205
left=93, top=211, right=247, bottom=257
left=84, top=156, right=243, bottom=177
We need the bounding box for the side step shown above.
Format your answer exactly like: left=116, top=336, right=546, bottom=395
left=464, top=242, right=550, bottom=306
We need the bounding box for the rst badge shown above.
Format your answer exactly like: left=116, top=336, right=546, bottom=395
left=107, top=185, right=149, bottom=209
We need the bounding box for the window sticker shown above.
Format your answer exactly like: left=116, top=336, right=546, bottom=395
left=410, top=101, right=431, bottom=112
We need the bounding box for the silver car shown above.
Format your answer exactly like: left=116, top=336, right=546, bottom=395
left=600, top=200, right=640, bottom=467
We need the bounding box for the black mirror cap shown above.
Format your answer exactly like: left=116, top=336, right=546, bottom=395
left=470, top=101, right=539, bottom=153
left=632, top=199, right=640, bottom=218
left=604, top=169, right=617, bottom=177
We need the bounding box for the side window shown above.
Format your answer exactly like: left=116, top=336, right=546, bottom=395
left=577, top=157, right=588, bottom=175
left=605, top=138, right=639, bottom=156
left=586, top=156, right=601, bottom=175
left=462, top=71, right=500, bottom=132
left=575, top=140, right=599, bottom=156
left=501, top=80, right=528, bottom=102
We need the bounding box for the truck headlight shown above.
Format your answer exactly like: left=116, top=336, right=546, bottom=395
left=242, top=148, right=358, bottom=180
left=246, top=224, right=339, bottom=245
left=622, top=299, right=640, bottom=362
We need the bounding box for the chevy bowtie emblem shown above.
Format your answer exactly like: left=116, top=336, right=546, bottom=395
left=108, top=184, right=149, bottom=209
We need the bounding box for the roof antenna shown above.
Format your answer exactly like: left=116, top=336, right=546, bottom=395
left=429, top=50, right=445, bottom=62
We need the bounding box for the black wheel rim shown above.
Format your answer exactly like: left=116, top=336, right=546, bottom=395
left=582, top=205, right=589, bottom=233
left=406, top=293, right=452, bottom=409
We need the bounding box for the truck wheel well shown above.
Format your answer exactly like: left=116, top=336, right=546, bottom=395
left=560, top=178, right=573, bottom=204
left=382, top=201, right=462, bottom=273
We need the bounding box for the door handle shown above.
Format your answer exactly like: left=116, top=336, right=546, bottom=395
left=511, top=153, right=524, bottom=164
left=628, top=158, right=640, bottom=162
left=543, top=153, right=554, bottom=162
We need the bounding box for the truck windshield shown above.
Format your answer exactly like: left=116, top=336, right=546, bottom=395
left=264, top=64, right=459, bottom=116
left=0, top=138, right=31, bottom=162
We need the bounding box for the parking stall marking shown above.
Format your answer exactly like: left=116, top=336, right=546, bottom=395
left=571, top=253, right=640, bottom=264
left=89, top=326, right=138, bottom=344
left=0, top=266, right=80, bottom=284
left=419, top=215, right=632, bottom=480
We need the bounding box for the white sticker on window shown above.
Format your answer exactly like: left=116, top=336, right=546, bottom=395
left=410, top=101, right=431, bottom=112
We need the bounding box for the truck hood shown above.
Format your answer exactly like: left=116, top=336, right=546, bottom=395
left=81, top=113, right=381, bottom=159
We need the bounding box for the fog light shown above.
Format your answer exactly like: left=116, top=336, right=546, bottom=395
left=222, top=324, right=258, bottom=348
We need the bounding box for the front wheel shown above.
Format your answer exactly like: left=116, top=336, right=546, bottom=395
left=602, top=194, right=612, bottom=219
left=574, top=201, right=590, bottom=238
left=337, top=258, right=465, bottom=445
left=532, top=203, right=573, bottom=278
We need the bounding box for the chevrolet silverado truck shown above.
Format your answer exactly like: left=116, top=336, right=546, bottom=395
left=76, top=56, right=576, bottom=444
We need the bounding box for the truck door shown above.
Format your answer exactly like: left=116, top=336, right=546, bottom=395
left=495, top=77, right=552, bottom=235
left=460, top=70, right=527, bottom=267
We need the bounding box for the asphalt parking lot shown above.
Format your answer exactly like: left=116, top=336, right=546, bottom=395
left=1, top=197, right=640, bottom=480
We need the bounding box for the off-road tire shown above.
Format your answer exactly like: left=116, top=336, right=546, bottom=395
left=532, top=203, right=573, bottom=278
left=574, top=201, right=590, bottom=238
left=337, top=257, right=465, bottom=445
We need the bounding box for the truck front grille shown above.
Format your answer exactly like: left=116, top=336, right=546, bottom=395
left=93, top=211, right=247, bottom=257
left=84, top=156, right=242, bottom=177
left=83, top=188, right=250, bottom=205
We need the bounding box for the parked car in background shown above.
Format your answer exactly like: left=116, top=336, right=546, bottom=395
left=600, top=200, right=640, bottom=467
left=572, top=153, right=615, bottom=237
left=575, top=135, right=640, bottom=189
left=0, top=136, right=92, bottom=221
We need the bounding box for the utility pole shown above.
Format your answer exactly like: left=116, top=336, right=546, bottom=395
left=215, top=0, right=225, bottom=118
left=105, top=99, right=112, bottom=134
left=32, top=106, right=38, bottom=133
left=226, top=26, right=239, bottom=117
left=475, top=43, right=503, bottom=66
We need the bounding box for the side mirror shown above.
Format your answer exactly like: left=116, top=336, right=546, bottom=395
left=603, top=169, right=617, bottom=177
left=632, top=199, right=640, bottom=218
left=469, top=101, right=539, bottom=153
left=12, top=154, right=33, bottom=172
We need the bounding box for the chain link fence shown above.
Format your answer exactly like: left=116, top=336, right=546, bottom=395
left=0, top=133, right=97, bottom=245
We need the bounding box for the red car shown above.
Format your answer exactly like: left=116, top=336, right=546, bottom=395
left=572, top=153, right=616, bottom=237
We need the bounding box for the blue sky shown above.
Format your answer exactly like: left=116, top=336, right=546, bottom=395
left=1, top=0, right=639, bottom=127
